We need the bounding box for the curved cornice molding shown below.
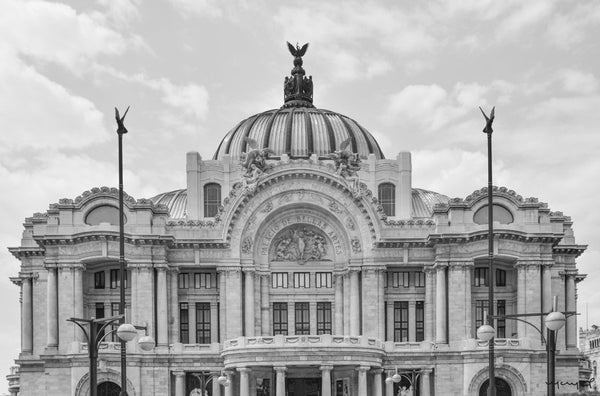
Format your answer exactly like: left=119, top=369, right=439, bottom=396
left=33, top=231, right=175, bottom=248
left=427, top=229, right=563, bottom=246
left=434, top=186, right=549, bottom=212
left=50, top=186, right=170, bottom=214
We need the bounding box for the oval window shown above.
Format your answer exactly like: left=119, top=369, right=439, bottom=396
left=85, top=205, right=125, bottom=225
left=473, top=205, right=513, bottom=224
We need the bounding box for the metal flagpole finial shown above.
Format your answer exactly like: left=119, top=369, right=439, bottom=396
left=479, top=106, right=495, bottom=134
left=115, top=106, right=130, bottom=135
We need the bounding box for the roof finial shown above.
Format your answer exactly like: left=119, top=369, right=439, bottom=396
left=283, top=42, right=314, bottom=108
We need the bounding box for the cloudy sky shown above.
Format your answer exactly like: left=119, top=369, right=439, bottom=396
left=1, top=0, right=599, bottom=390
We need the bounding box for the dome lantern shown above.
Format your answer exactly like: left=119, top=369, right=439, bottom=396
left=283, top=42, right=314, bottom=108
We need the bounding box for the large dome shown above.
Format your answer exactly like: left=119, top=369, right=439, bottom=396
left=213, top=107, right=385, bottom=160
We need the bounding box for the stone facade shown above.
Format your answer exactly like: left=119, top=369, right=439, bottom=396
left=6, top=52, right=588, bottom=396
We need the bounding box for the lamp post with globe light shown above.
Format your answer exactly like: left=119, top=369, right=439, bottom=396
left=476, top=296, right=573, bottom=396
left=67, top=315, right=155, bottom=396
left=190, top=371, right=231, bottom=395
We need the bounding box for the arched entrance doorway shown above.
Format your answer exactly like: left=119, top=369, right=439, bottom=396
left=97, top=381, right=121, bottom=396
left=479, top=378, right=512, bottom=396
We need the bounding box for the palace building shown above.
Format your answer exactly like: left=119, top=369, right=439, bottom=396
left=8, top=44, right=588, bottom=396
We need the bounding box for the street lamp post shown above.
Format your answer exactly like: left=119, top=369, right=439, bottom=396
left=191, top=371, right=231, bottom=395
left=480, top=105, right=496, bottom=396
left=477, top=297, right=571, bottom=396
left=67, top=315, right=155, bottom=396
left=115, top=106, right=130, bottom=396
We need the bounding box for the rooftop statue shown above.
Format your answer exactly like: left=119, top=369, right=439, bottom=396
left=328, top=137, right=361, bottom=193
left=283, top=42, right=313, bottom=107
left=241, top=137, right=275, bottom=193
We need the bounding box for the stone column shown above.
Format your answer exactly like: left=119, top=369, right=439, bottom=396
left=21, top=276, right=33, bottom=354
left=174, top=371, right=186, bottom=396
left=421, top=369, right=432, bottom=396
left=260, top=273, right=270, bottom=335
left=238, top=367, right=250, bottom=396
left=448, top=262, right=472, bottom=342
left=372, top=368, right=383, bottom=396
left=224, top=372, right=233, bottom=396
left=464, top=264, right=473, bottom=339
left=334, top=272, right=344, bottom=334
left=212, top=374, right=221, bottom=396
left=211, top=302, right=219, bottom=343
left=516, top=262, right=527, bottom=339
left=46, top=266, right=58, bottom=349
left=526, top=263, right=542, bottom=345
left=320, top=365, right=333, bottom=396
left=170, top=269, right=179, bottom=343
left=73, top=265, right=84, bottom=342
left=408, top=301, right=416, bottom=342
left=244, top=270, right=255, bottom=337
left=386, top=300, right=394, bottom=341
left=435, top=264, right=447, bottom=344
left=219, top=269, right=227, bottom=341
left=378, top=270, right=385, bottom=340
left=350, top=269, right=360, bottom=336
left=362, top=268, right=378, bottom=337
left=542, top=263, right=553, bottom=314
left=156, top=266, right=169, bottom=347
left=135, top=265, right=155, bottom=339
left=57, top=265, right=74, bottom=352
left=356, top=366, right=369, bottom=396
left=424, top=267, right=434, bottom=342
left=343, top=272, right=351, bottom=334
left=226, top=268, right=243, bottom=339
left=385, top=370, right=394, bottom=396
left=275, top=366, right=286, bottom=396
left=565, top=272, right=577, bottom=349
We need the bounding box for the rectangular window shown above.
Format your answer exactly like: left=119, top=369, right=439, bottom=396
left=390, top=272, right=400, bottom=288
left=389, top=272, right=410, bottom=288
left=95, top=303, right=105, bottom=339
left=180, top=303, right=189, bottom=344
left=401, top=272, right=410, bottom=287
left=109, top=269, right=128, bottom=289
left=497, top=300, right=506, bottom=338
left=272, top=272, right=288, bottom=288
left=496, top=269, right=506, bottom=287
left=111, top=303, right=120, bottom=341
left=273, top=302, right=288, bottom=335
left=414, top=272, right=425, bottom=287
left=474, top=268, right=489, bottom=287
left=317, top=302, right=332, bottom=335
left=94, top=271, right=105, bottom=289
left=415, top=301, right=424, bottom=342
left=178, top=273, right=190, bottom=289
left=475, top=300, right=488, bottom=330
left=295, top=302, right=310, bottom=335
left=195, top=303, right=211, bottom=344
left=315, top=272, right=332, bottom=288
left=393, top=301, right=409, bottom=342
left=194, top=273, right=212, bottom=289
left=293, top=272, right=310, bottom=288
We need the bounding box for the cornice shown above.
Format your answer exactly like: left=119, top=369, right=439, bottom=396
left=33, top=232, right=175, bottom=248
left=427, top=230, right=562, bottom=245
left=553, top=244, right=587, bottom=257
left=8, top=247, right=45, bottom=259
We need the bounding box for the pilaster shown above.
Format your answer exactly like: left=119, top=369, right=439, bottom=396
left=434, top=263, right=447, bottom=344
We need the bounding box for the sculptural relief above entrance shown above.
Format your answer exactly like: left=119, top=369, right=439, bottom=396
left=272, top=225, right=329, bottom=263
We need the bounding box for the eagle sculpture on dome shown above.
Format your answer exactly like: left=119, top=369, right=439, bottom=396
left=287, top=42, right=309, bottom=58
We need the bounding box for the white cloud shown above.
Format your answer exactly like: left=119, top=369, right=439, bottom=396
left=167, top=0, right=223, bottom=18
left=557, top=69, right=598, bottom=95
left=0, top=53, right=108, bottom=151
left=0, top=0, right=132, bottom=69
left=545, top=1, right=600, bottom=49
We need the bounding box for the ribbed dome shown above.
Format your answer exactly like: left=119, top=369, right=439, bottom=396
left=150, top=189, right=187, bottom=218
left=213, top=107, right=385, bottom=161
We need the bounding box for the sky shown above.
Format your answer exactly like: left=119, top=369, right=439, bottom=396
left=1, top=0, right=599, bottom=391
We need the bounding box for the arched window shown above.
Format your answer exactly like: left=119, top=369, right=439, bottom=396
left=473, top=204, right=514, bottom=224
left=85, top=205, right=124, bottom=225
left=378, top=183, right=395, bottom=217
left=203, top=183, right=221, bottom=217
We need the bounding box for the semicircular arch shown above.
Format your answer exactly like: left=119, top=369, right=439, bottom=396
left=468, top=365, right=527, bottom=396
left=75, top=369, right=136, bottom=396
left=229, top=176, right=377, bottom=256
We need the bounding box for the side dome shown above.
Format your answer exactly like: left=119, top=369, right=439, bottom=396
left=213, top=107, right=385, bottom=161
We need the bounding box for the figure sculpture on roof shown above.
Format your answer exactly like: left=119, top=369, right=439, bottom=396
left=328, top=137, right=361, bottom=193
left=241, top=137, right=274, bottom=192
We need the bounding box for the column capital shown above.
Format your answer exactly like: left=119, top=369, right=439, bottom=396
left=274, top=366, right=287, bottom=373
left=449, top=261, right=474, bottom=270
left=319, top=365, right=334, bottom=372
left=218, top=266, right=242, bottom=274
left=423, top=265, right=435, bottom=274
left=237, top=367, right=251, bottom=373
left=421, top=368, right=433, bottom=375
left=433, top=262, right=448, bottom=270
left=173, top=370, right=186, bottom=377
left=242, top=267, right=256, bottom=274
left=356, top=365, right=370, bottom=373
left=155, top=264, right=169, bottom=272
left=541, top=260, right=555, bottom=268
left=348, top=267, right=362, bottom=274
left=371, top=368, right=384, bottom=375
